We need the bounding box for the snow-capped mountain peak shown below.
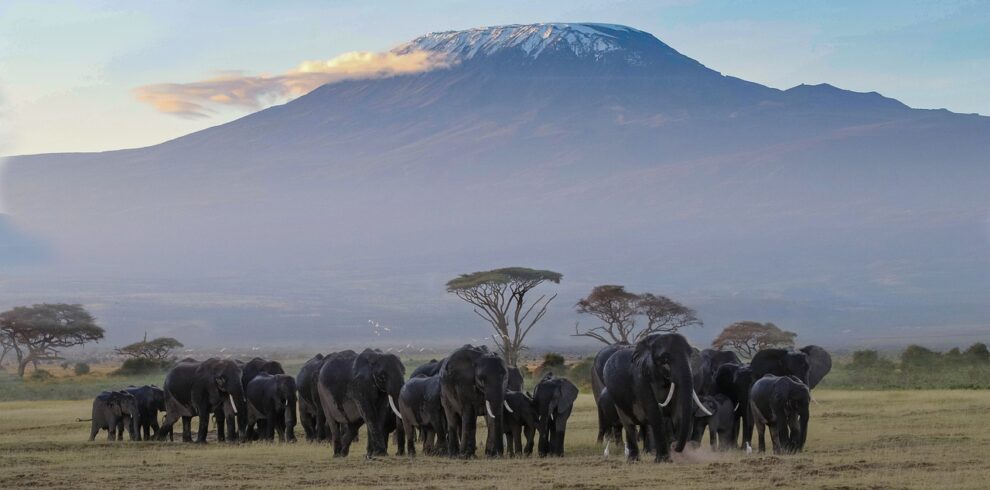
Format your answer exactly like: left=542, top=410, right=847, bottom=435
left=394, top=23, right=655, bottom=61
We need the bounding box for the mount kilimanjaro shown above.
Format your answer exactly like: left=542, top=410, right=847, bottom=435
left=2, top=23, right=987, bottom=347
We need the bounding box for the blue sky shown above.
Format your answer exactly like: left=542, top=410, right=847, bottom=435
left=1, top=0, right=987, bottom=156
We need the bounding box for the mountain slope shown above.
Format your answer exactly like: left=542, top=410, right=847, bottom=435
left=2, top=23, right=987, bottom=347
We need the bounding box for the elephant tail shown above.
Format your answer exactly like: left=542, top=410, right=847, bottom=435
left=76, top=418, right=93, bottom=422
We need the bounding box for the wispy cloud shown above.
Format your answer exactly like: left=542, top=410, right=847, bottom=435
left=134, top=50, right=449, bottom=118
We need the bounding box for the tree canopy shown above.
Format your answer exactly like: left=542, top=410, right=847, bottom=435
left=573, top=285, right=701, bottom=344
left=711, top=321, right=796, bottom=360
left=446, top=267, right=562, bottom=367
left=0, top=303, right=104, bottom=377
left=115, top=334, right=183, bottom=361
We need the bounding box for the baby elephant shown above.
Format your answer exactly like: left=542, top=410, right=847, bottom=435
left=692, top=393, right=736, bottom=451
left=532, top=373, right=579, bottom=457
left=502, top=390, right=537, bottom=457
left=749, top=375, right=810, bottom=454
left=245, top=373, right=298, bottom=442
left=87, top=390, right=139, bottom=441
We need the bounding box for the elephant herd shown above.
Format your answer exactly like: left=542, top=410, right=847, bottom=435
left=593, top=335, right=831, bottom=461
left=85, top=344, right=580, bottom=460
left=85, top=334, right=828, bottom=462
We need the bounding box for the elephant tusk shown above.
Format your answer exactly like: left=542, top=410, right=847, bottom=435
left=388, top=395, right=403, bottom=420
left=658, top=383, right=676, bottom=407
left=503, top=400, right=514, bottom=413
left=228, top=394, right=238, bottom=414
left=603, top=438, right=610, bottom=458
left=692, top=390, right=713, bottom=416
left=485, top=400, right=496, bottom=419
left=734, top=403, right=740, bottom=412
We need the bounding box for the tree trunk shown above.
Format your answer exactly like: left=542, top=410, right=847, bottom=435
left=18, top=356, right=31, bottom=378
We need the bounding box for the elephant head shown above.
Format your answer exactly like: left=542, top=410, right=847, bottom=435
left=532, top=372, right=579, bottom=456
left=799, top=345, right=832, bottom=389
left=476, top=352, right=509, bottom=454
left=632, top=333, right=708, bottom=452
left=355, top=349, right=406, bottom=420
left=201, top=358, right=247, bottom=437
left=149, top=385, right=166, bottom=412
left=112, top=391, right=139, bottom=419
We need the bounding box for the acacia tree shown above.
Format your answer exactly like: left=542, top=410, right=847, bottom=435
left=0, top=304, right=104, bottom=377
left=573, top=286, right=701, bottom=344
left=446, top=267, right=562, bottom=367
left=115, top=333, right=183, bottom=361
left=711, top=321, right=796, bottom=361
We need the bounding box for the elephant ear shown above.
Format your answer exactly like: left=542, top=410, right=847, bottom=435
left=632, top=337, right=657, bottom=377
left=556, top=380, right=579, bottom=417
left=800, top=345, right=832, bottom=389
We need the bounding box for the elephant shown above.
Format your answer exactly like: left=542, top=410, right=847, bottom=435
left=713, top=362, right=755, bottom=450
left=750, top=374, right=811, bottom=454
left=751, top=348, right=810, bottom=386
left=502, top=390, right=536, bottom=457
left=410, top=359, right=443, bottom=378
left=317, top=349, right=406, bottom=458
left=507, top=367, right=524, bottom=392
left=241, top=357, right=286, bottom=439
left=532, top=373, right=579, bottom=457
left=398, top=374, right=448, bottom=456
left=86, top=390, right=139, bottom=441
left=800, top=345, right=832, bottom=389
left=592, top=343, right=629, bottom=445
left=690, top=393, right=735, bottom=450
left=296, top=353, right=327, bottom=442
left=698, top=349, right=741, bottom=395
left=602, top=333, right=710, bottom=462
left=124, top=385, right=166, bottom=441
left=439, top=344, right=508, bottom=458
left=158, top=358, right=246, bottom=443
left=245, top=372, right=298, bottom=442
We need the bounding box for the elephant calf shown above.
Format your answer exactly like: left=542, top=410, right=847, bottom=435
left=398, top=374, right=447, bottom=457
left=502, top=391, right=537, bottom=457
left=691, top=393, right=735, bottom=451
left=245, top=373, right=298, bottom=443
left=125, top=385, right=166, bottom=441
left=87, top=391, right=139, bottom=441
left=750, top=375, right=811, bottom=454
left=532, top=373, right=579, bottom=457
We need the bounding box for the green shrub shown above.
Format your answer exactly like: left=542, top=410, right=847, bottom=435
left=901, top=345, right=941, bottom=370
left=567, top=357, right=594, bottom=390
left=73, top=362, right=91, bottom=375
left=29, top=369, right=54, bottom=381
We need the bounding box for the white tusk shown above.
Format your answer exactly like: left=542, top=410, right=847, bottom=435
left=692, top=390, right=713, bottom=417
left=603, top=438, right=610, bottom=458
left=228, top=394, right=238, bottom=414
left=624, top=445, right=630, bottom=457
left=485, top=400, right=496, bottom=419
left=503, top=400, right=514, bottom=413
left=388, top=395, right=403, bottom=420
left=734, top=403, right=740, bottom=412
left=658, top=383, right=676, bottom=407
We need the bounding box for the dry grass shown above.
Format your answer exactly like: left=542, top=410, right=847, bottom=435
left=1, top=390, right=989, bottom=489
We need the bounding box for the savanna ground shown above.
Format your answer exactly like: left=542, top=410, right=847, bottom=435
left=2, top=386, right=989, bottom=489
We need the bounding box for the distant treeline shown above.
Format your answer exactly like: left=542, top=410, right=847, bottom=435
left=825, top=343, right=990, bottom=390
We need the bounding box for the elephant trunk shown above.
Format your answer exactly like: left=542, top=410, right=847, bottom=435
left=285, top=392, right=298, bottom=441
left=797, top=402, right=809, bottom=452
left=673, top=354, right=694, bottom=452
left=485, top=383, right=505, bottom=456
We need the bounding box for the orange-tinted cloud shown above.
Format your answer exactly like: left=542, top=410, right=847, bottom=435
left=134, top=50, right=449, bottom=118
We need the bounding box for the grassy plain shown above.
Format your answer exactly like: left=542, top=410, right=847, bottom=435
left=1, top=389, right=989, bottom=489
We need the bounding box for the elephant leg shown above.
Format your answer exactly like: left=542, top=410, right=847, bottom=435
left=403, top=420, right=416, bottom=457
left=422, top=427, right=433, bottom=455
left=755, top=418, right=766, bottom=453
left=181, top=416, right=193, bottom=442
left=326, top=420, right=341, bottom=457
left=195, top=406, right=210, bottom=443
left=513, top=426, right=523, bottom=456
left=460, top=407, right=477, bottom=458
left=344, top=422, right=362, bottom=457
left=523, top=424, right=535, bottom=456
left=396, top=422, right=406, bottom=456
left=742, top=404, right=755, bottom=451
left=89, top=420, right=99, bottom=441
left=553, top=417, right=568, bottom=456
left=622, top=422, right=640, bottom=462
left=444, top=411, right=461, bottom=457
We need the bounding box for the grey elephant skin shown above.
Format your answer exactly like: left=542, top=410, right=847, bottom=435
left=317, top=349, right=406, bottom=458
left=800, top=345, right=832, bottom=389
left=532, top=373, right=579, bottom=457
left=124, top=385, right=165, bottom=441
left=440, top=344, right=508, bottom=458
left=398, top=373, right=447, bottom=456
left=410, top=359, right=443, bottom=379
left=691, top=393, right=734, bottom=450
left=241, top=357, right=286, bottom=440
left=246, top=372, right=298, bottom=442
left=592, top=343, right=628, bottom=445
left=603, top=333, right=703, bottom=462
left=296, top=353, right=327, bottom=442
left=749, top=374, right=811, bottom=454
left=158, top=358, right=246, bottom=443
left=713, top=362, right=755, bottom=450
left=751, top=349, right=811, bottom=386
left=697, top=349, right=741, bottom=395
left=87, top=390, right=139, bottom=441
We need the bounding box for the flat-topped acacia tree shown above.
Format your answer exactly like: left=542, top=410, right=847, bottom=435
left=0, top=303, right=104, bottom=377
left=446, top=267, right=562, bottom=367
